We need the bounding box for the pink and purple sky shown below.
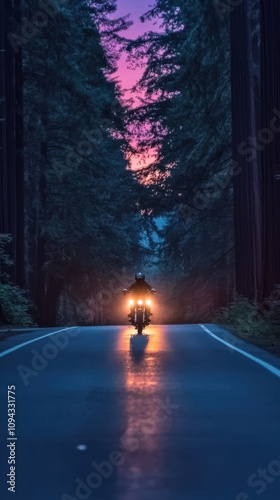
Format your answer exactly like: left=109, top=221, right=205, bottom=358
left=115, top=0, right=158, bottom=102
left=115, top=0, right=159, bottom=169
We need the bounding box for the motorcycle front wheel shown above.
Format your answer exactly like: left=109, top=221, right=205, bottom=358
left=137, top=309, right=143, bottom=335
left=137, top=324, right=143, bottom=335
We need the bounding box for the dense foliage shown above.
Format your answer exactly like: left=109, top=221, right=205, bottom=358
left=126, top=0, right=233, bottom=320
left=0, top=234, right=34, bottom=326
left=215, top=294, right=280, bottom=338
left=19, top=0, right=146, bottom=325
left=1, top=0, right=279, bottom=328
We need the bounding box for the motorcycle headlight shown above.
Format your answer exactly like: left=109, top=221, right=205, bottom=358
left=137, top=300, right=143, bottom=305
left=129, top=299, right=134, bottom=306
left=146, top=299, right=151, bottom=306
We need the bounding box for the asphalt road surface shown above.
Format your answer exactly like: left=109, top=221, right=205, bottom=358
left=1, top=324, right=280, bottom=500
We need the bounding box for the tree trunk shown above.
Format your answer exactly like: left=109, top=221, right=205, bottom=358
left=0, top=0, right=24, bottom=286
left=260, top=0, right=280, bottom=297
left=230, top=0, right=262, bottom=300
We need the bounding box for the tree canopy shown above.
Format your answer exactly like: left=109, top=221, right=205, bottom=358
left=0, top=0, right=279, bottom=326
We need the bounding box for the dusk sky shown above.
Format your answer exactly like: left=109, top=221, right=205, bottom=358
left=115, top=1, right=159, bottom=169
left=115, top=0, right=159, bottom=102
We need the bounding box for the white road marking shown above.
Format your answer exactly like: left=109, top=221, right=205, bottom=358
left=0, top=327, right=77, bottom=358
left=200, top=324, right=280, bottom=379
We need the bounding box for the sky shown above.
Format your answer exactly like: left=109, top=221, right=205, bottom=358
left=114, top=0, right=160, bottom=170
left=115, top=0, right=159, bottom=103
left=114, top=2, right=165, bottom=236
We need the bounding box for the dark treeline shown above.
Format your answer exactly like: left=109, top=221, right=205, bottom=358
left=1, top=0, right=146, bottom=326
left=0, top=0, right=280, bottom=326
left=127, top=0, right=234, bottom=321
left=127, top=0, right=280, bottom=323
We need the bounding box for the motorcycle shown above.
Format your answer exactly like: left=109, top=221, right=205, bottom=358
left=123, top=290, right=155, bottom=335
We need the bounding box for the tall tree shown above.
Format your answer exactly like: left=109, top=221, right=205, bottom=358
left=231, top=0, right=280, bottom=301
left=0, top=0, right=24, bottom=286
left=127, top=0, right=233, bottom=319
left=8, top=0, right=144, bottom=325
left=260, top=0, right=280, bottom=297
left=230, top=0, right=262, bottom=301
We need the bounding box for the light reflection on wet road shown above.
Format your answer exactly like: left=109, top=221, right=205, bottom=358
left=116, top=329, right=172, bottom=499
left=1, top=324, right=280, bottom=500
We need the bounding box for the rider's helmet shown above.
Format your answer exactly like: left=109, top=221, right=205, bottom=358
left=135, top=272, right=145, bottom=281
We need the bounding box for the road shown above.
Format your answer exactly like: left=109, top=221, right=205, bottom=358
left=1, top=324, right=280, bottom=500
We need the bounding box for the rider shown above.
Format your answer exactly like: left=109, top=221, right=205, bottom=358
left=123, top=273, right=155, bottom=324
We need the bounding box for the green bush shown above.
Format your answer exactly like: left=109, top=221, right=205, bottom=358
left=214, top=294, right=272, bottom=336
left=0, top=284, right=34, bottom=327
left=0, top=233, right=34, bottom=327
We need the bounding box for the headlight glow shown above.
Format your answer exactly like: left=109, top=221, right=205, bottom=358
left=137, top=300, right=143, bottom=305
left=129, top=299, right=134, bottom=306
left=146, top=299, right=152, bottom=306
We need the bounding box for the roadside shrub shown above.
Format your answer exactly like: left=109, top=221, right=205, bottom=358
left=0, top=233, right=34, bottom=327
left=214, top=294, right=270, bottom=335
left=0, top=284, right=34, bottom=327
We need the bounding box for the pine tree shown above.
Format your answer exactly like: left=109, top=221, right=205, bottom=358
left=126, top=0, right=234, bottom=319
left=16, top=0, right=143, bottom=325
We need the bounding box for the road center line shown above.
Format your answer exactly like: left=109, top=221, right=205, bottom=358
left=0, top=327, right=77, bottom=358
left=199, top=324, right=280, bottom=379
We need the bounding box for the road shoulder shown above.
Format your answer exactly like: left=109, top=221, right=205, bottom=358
left=201, top=323, right=280, bottom=376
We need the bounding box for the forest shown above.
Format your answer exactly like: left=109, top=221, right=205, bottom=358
left=0, top=0, right=280, bottom=331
